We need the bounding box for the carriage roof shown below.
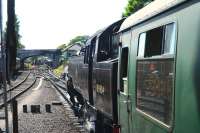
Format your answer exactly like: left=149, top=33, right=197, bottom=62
left=119, top=0, right=188, bottom=32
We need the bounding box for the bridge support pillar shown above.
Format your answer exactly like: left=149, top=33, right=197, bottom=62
left=20, top=61, right=25, bottom=70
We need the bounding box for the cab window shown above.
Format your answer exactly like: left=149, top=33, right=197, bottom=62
left=111, top=34, right=120, bottom=59
left=97, top=36, right=110, bottom=62
left=84, top=46, right=89, bottom=64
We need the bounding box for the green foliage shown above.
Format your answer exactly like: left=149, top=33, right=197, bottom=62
left=68, top=35, right=89, bottom=46
left=122, top=0, right=154, bottom=17
left=15, top=15, right=25, bottom=49
left=57, top=44, right=67, bottom=50
left=53, top=64, right=64, bottom=77
left=57, top=35, right=89, bottom=51
left=3, top=14, right=24, bottom=49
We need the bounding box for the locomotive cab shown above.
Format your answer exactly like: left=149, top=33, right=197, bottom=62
left=67, top=19, right=125, bottom=133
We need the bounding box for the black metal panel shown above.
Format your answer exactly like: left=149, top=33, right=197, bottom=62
left=68, top=55, right=90, bottom=100
left=93, top=60, right=118, bottom=118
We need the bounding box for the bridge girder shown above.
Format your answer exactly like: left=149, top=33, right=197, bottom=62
left=17, top=49, right=61, bottom=68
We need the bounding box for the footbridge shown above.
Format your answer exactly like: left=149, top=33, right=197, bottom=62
left=17, top=49, right=61, bottom=68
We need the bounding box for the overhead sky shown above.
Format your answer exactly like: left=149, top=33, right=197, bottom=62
left=15, top=0, right=127, bottom=49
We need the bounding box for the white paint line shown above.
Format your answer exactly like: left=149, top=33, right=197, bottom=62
left=32, top=77, right=43, bottom=91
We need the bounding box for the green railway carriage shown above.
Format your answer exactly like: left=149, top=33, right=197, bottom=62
left=117, top=0, right=200, bottom=133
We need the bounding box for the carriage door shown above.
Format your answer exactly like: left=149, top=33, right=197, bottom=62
left=118, top=31, right=132, bottom=133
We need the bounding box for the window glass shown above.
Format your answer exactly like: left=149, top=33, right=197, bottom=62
left=92, top=44, right=96, bottom=57
left=87, top=47, right=90, bottom=63
left=111, top=34, right=120, bottom=59
left=138, top=33, right=146, bottom=57
left=138, top=23, right=176, bottom=57
left=97, top=35, right=109, bottom=62
left=121, top=47, right=128, bottom=78
left=136, top=59, right=173, bottom=124
left=164, top=24, right=176, bottom=55
left=84, top=46, right=89, bottom=64
left=136, top=23, right=176, bottom=125
left=84, top=47, right=86, bottom=63
left=79, top=48, right=85, bottom=56
left=121, top=32, right=131, bottom=47
left=91, top=38, right=96, bottom=58
left=120, top=47, right=129, bottom=93
left=145, top=27, right=164, bottom=57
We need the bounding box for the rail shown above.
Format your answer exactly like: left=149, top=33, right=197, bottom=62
left=0, top=71, right=37, bottom=109
left=0, top=71, right=31, bottom=97
left=43, top=72, right=72, bottom=106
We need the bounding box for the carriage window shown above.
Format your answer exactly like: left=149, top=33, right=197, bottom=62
left=138, top=23, right=175, bottom=57
left=136, top=23, right=176, bottom=125
left=145, top=27, right=163, bottom=57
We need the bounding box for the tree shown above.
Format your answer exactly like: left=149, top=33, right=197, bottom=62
left=3, top=14, right=24, bottom=49
left=57, top=35, right=89, bottom=51
left=68, top=35, right=89, bottom=46
left=15, top=15, right=25, bottom=49
left=122, top=0, right=154, bottom=17
left=57, top=44, right=67, bottom=50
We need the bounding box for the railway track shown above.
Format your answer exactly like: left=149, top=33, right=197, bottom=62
left=0, top=71, right=30, bottom=98
left=41, top=71, right=87, bottom=133
left=44, top=72, right=72, bottom=106
left=0, top=71, right=37, bottom=109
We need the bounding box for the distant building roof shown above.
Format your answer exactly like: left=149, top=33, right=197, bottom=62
left=119, top=0, right=188, bottom=32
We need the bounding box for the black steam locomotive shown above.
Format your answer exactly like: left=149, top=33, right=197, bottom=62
left=67, top=19, right=124, bottom=133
